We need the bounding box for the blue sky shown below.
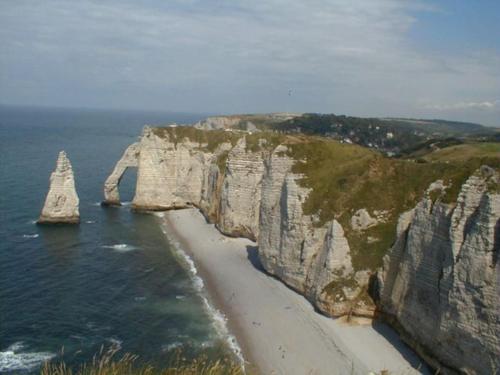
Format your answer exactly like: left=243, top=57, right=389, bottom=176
left=0, top=0, right=499, bottom=125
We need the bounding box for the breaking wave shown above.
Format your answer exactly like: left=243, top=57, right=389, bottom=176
left=158, top=220, right=244, bottom=365
left=102, top=243, right=138, bottom=252
left=105, top=338, right=123, bottom=350
left=0, top=342, right=55, bottom=373
left=22, top=234, right=39, bottom=239
left=161, top=341, right=183, bottom=352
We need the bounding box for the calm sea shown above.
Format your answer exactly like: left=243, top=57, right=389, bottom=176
left=0, top=106, right=233, bottom=373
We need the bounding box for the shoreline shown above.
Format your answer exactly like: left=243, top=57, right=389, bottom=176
left=160, top=208, right=428, bottom=375
left=158, top=212, right=256, bottom=367
left=158, top=213, right=247, bottom=365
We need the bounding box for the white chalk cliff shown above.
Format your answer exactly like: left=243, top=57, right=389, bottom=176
left=38, top=151, right=80, bottom=224
left=104, top=126, right=499, bottom=374
left=103, top=142, right=140, bottom=205
left=377, top=166, right=499, bottom=374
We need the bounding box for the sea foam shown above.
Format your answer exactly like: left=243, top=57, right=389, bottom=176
left=161, top=341, right=183, bottom=352
left=158, top=218, right=244, bottom=365
left=0, top=342, right=55, bottom=372
left=102, top=244, right=137, bottom=252
left=106, top=338, right=123, bottom=350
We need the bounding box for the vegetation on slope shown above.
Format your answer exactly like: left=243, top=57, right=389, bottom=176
left=265, top=113, right=497, bottom=155
left=271, top=113, right=494, bottom=136
left=418, top=142, right=500, bottom=162
left=245, top=131, right=289, bottom=152
left=226, top=113, right=298, bottom=130
left=288, top=138, right=500, bottom=270
left=151, top=125, right=499, bottom=271
left=41, top=347, right=244, bottom=375
left=151, top=127, right=241, bottom=152
left=152, top=126, right=292, bottom=155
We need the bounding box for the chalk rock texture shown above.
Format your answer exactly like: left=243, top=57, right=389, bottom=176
left=194, top=116, right=242, bottom=130
left=106, top=125, right=500, bottom=374
left=103, top=142, right=140, bottom=205
left=105, top=128, right=368, bottom=315
left=258, top=147, right=370, bottom=316
left=130, top=127, right=218, bottom=211
left=351, top=208, right=378, bottom=230
left=217, top=138, right=264, bottom=240
left=38, top=151, right=80, bottom=224
left=377, top=167, right=500, bottom=374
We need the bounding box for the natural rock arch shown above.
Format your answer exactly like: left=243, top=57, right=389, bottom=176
left=102, top=142, right=140, bottom=206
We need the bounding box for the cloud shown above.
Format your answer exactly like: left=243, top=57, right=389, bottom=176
left=0, top=0, right=499, bottom=125
left=424, top=100, right=499, bottom=111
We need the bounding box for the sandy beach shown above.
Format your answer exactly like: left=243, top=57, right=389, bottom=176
left=161, top=208, right=428, bottom=375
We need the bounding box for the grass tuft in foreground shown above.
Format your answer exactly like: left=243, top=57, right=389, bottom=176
left=40, top=347, right=245, bottom=375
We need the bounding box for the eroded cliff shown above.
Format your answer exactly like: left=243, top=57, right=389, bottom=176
left=104, top=125, right=499, bottom=373
left=377, top=167, right=499, bottom=374
left=38, top=151, right=80, bottom=224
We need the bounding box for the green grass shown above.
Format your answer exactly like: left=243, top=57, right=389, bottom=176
left=322, top=274, right=358, bottom=299
left=152, top=127, right=288, bottom=154
left=287, top=138, right=500, bottom=270
left=245, top=132, right=288, bottom=152
left=216, top=150, right=230, bottom=173
left=152, top=127, right=241, bottom=152
left=421, top=142, right=500, bottom=162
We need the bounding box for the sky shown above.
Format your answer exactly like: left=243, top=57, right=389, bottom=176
left=0, top=0, right=499, bottom=126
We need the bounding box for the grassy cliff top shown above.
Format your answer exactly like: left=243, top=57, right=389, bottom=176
left=151, top=125, right=296, bottom=153
left=151, top=126, right=242, bottom=152
left=288, top=138, right=499, bottom=269
left=420, top=142, right=500, bottom=162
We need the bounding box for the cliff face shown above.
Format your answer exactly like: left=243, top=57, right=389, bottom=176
left=132, top=128, right=216, bottom=210
left=38, top=151, right=80, bottom=224
left=377, top=167, right=500, bottom=374
left=217, top=138, right=264, bottom=240
left=103, top=127, right=369, bottom=315
left=258, top=146, right=370, bottom=316
left=104, top=126, right=500, bottom=373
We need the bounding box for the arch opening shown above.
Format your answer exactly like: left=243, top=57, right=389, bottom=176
left=103, top=142, right=140, bottom=206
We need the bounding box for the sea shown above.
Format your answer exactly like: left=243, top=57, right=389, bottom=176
left=0, top=105, right=236, bottom=373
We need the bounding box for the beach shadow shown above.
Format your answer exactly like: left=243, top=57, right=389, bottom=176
left=246, top=245, right=265, bottom=271
left=493, top=218, right=499, bottom=266
left=244, top=245, right=430, bottom=372
left=371, top=321, right=431, bottom=374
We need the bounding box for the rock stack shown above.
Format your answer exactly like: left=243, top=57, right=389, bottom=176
left=38, top=151, right=80, bottom=224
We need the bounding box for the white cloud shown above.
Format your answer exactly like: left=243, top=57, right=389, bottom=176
left=0, top=0, right=499, bottom=125
left=424, top=100, right=499, bottom=111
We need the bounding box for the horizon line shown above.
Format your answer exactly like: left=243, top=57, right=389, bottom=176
left=0, top=102, right=497, bottom=128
